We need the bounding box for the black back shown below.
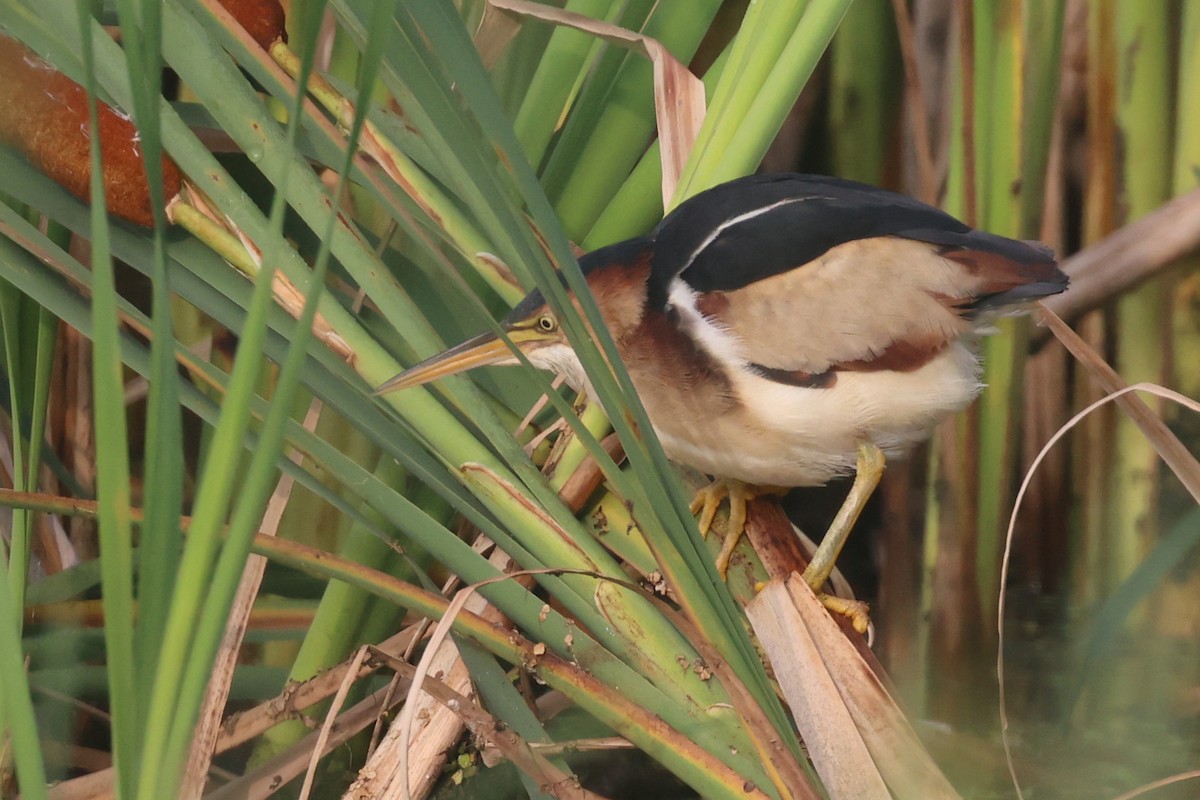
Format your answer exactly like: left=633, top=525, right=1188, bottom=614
left=647, top=173, right=1052, bottom=310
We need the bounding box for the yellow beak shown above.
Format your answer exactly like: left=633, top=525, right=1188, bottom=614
left=372, top=328, right=551, bottom=394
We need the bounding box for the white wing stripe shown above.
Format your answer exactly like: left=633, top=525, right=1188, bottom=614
left=678, top=196, right=820, bottom=274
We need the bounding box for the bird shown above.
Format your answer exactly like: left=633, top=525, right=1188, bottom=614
left=375, top=173, right=1069, bottom=631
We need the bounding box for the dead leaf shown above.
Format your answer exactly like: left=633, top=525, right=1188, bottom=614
left=488, top=0, right=705, bottom=207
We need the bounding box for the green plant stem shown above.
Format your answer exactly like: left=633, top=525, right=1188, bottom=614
left=1108, top=0, right=1172, bottom=594
left=675, top=0, right=853, bottom=203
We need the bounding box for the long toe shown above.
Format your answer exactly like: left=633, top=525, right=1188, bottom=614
left=714, top=485, right=751, bottom=577
left=817, top=593, right=870, bottom=634
left=692, top=480, right=792, bottom=577
left=689, top=479, right=734, bottom=538
left=692, top=479, right=767, bottom=577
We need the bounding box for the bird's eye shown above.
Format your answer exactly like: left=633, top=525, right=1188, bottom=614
left=536, top=314, right=557, bottom=332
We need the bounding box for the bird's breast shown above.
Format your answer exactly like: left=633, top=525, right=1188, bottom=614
left=634, top=340, right=983, bottom=487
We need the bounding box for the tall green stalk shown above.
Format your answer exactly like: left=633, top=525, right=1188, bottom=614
left=923, top=0, right=1065, bottom=722
left=1107, top=0, right=1172, bottom=595
left=71, top=3, right=139, bottom=794
left=1171, top=3, right=1200, bottom=419
left=973, top=0, right=1065, bottom=626
left=827, top=0, right=899, bottom=186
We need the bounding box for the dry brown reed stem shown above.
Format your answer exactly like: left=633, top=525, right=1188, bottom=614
left=888, top=0, right=938, bottom=204
left=44, top=625, right=424, bottom=800
left=180, top=397, right=322, bottom=799
left=1041, top=187, right=1200, bottom=323
left=748, top=577, right=961, bottom=800
left=1037, top=308, right=1200, bottom=504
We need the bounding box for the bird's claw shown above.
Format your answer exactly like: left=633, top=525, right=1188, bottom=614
left=689, top=479, right=736, bottom=537
left=690, top=481, right=787, bottom=577
left=689, top=480, right=750, bottom=577
left=815, top=592, right=871, bottom=634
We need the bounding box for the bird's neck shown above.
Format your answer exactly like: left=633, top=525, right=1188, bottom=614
left=527, top=343, right=593, bottom=396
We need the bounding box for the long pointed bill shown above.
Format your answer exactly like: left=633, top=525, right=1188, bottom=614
left=373, top=328, right=548, bottom=394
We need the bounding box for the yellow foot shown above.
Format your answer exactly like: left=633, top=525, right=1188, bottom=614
left=689, top=479, right=740, bottom=536
left=689, top=480, right=787, bottom=577
left=817, top=593, right=871, bottom=634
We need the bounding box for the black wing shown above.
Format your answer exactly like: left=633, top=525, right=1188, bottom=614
left=647, top=173, right=1053, bottom=310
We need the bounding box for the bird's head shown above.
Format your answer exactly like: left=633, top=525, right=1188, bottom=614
left=373, top=237, right=654, bottom=395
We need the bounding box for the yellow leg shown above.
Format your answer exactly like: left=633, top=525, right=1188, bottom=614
left=689, top=480, right=786, bottom=577
left=801, top=442, right=885, bottom=633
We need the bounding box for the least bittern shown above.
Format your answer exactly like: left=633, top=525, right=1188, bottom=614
left=376, top=174, right=1068, bottom=629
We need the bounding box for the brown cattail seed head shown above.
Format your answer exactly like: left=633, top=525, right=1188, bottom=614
left=219, top=0, right=288, bottom=50
left=0, top=36, right=182, bottom=227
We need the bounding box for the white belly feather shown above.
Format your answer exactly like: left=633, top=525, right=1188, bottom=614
left=647, top=275, right=985, bottom=486
left=653, top=341, right=981, bottom=486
